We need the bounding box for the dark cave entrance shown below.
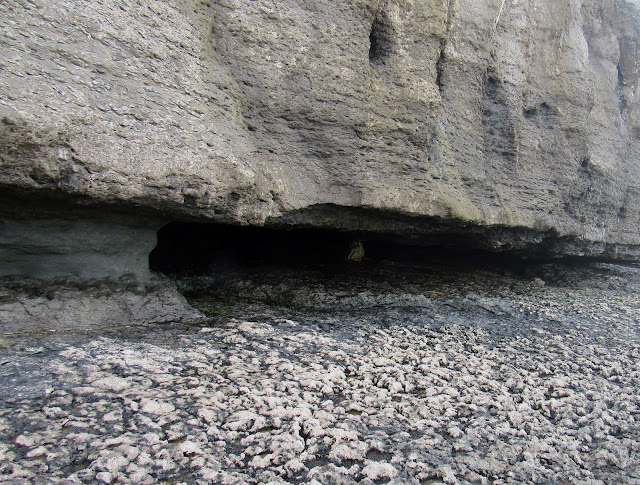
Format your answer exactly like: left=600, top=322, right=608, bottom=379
left=148, top=221, right=627, bottom=318
left=150, top=223, right=360, bottom=275
left=149, top=221, right=538, bottom=278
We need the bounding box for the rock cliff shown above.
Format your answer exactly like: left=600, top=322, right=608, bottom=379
left=1, top=0, right=640, bottom=279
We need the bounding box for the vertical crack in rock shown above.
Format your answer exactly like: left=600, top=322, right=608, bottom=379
left=436, top=0, right=456, bottom=95
left=435, top=47, right=445, bottom=93
left=614, top=0, right=640, bottom=118
left=616, top=38, right=638, bottom=116
left=523, top=102, right=559, bottom=131
left=618, top=205, right=627, bottom=220
left=494, top=0, right=507, bottom=30
left=482, top=73, right=517, bottom=173
left=617, top=57, right=628, bottom=115
left=369, top=8, right=395, bottom=65
left=563, top=157, right=601, bottom=224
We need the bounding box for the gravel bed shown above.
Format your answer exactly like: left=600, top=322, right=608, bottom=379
left=0, top=261, right=639, bottom=484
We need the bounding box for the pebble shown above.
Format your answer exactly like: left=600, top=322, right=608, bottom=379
left=95, top=471, right=113, bottom=483
left=25, top=446, right=47, bottom=458
left=361, top=462, right=398, bottom=480
left=139, top=399, right=175, bottom=415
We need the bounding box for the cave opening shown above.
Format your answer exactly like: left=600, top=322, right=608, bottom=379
left=149, top=221, right=541, bottom=279
left=148, top=221, right=626, bottom=317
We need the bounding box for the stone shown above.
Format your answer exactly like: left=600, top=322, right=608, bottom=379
left=140, top=399, right=176, bottom=416
left=0, top=277, right=202, bottom=333
left=25, top=446, right=47, bottom=459
left=1, top=259, right=640, bottom=483
left=0, top=0, right=639, bottom=262
left=346, top=241, right=365, bottom=263
left=361, top=462, right=399, bottom=480
left=0, top=213, right=159, bottom=282
left=95, top=471, right=114, bottom=484
left=14, top=434, right=36, bottom=448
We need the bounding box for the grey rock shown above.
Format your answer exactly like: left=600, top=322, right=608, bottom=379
left=95, top=471, right=114, bottom=484
left=0, top=277, right=203, bottom=334
left=0, top=0, right=639, bottom=258
left=0, top=214, right=160, bottom=282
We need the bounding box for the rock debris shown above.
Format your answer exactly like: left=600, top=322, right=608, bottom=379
left=0, top=261, right=639, bottom=484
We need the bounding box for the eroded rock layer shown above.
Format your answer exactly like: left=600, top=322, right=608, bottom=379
left=1, top=0, right=640, bottom=265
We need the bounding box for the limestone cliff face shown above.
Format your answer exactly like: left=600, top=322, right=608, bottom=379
left=1, top=0, right=640, bottom=256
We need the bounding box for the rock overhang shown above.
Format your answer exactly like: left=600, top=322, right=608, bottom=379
left=1, top=0, right=640, bottom=279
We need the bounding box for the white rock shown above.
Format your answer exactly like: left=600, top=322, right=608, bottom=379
left=448, top=426, right=464, bottom=438
left=199, top=468, right=220, bottom=480
left=25, top=446, right=47, bottom=458
left=362, top=462, right=398, bottom=480
left=249, top=453, right=274, bottom=468
left=92, top=376, right=131, bottom=391
left=96, top=450, right=129, bottom=473
left=140, top=398, right=175, bottom=415
left=102, top=411, right=122, bottom=422
left=329, top=441, right=368, bottom=461
left=197, top=407, right=218, bottom=423
left=224, top=410, right=260, bottom=431
left=178, top=440, right=203, bottom=455
left=284, top=458, right=307, bottom=473
left=95, top=471, right=113, bottom=483
left=116, top=445, right=140, bottom=462
left=438, top=465, right=457, bottom=484
left=15, top=434, right=36, bottom=447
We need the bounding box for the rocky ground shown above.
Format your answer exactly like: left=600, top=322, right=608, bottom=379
left=0, top=259, right=639, bottom=484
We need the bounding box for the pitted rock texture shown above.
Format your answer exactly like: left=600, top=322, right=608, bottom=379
left=1, top=0, right=640, bottom=255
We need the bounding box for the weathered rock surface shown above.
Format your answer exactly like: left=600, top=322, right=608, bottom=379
left=1, top=0, right=640, bottom=260
left=0, top=277, right=203, bottom=335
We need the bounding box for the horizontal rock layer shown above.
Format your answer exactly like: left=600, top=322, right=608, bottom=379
left=0, top=278, right=203, bottom=334
left=1, top=0, right=640, bottom=259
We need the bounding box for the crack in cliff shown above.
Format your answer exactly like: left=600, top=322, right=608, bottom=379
left=435, top=0, right=456, bottom=94
left=482, top=73, right=518, bottom=169
left=369, top=6, right=395, bottom=65
left=494, top=0, right=507, bottom=30
left=435, top=48, right=445, bottom=93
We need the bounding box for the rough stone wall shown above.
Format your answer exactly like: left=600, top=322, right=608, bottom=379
left=1, top=0, right=640, bottom=253
left=0, top=214, right=159, bottom=281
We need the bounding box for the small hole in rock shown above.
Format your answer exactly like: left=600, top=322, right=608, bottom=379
left=369, top=11, right=394, bottom=65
